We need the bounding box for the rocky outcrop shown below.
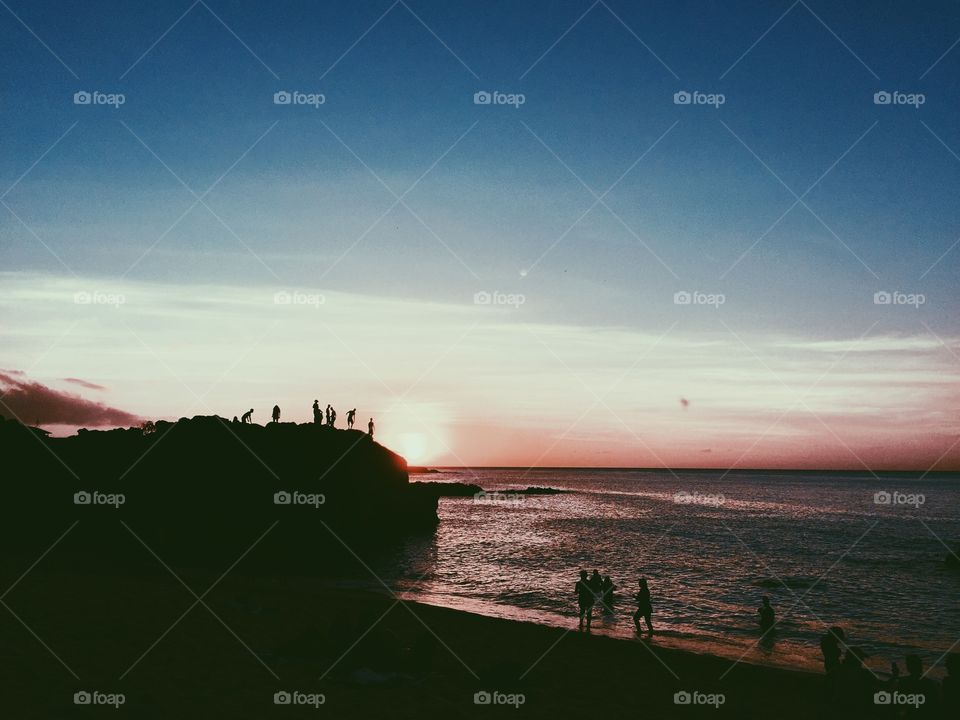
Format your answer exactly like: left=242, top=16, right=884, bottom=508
left=0, top=416, right=438, bottom=567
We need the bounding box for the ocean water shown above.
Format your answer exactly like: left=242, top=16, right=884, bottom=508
left=359, top=469, right=960, bottom=677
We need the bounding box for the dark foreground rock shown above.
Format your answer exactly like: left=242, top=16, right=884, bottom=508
left=0, top=416, right=438, bottom=568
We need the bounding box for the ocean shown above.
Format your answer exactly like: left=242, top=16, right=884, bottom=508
left=356, top=469, right=960, bottom=678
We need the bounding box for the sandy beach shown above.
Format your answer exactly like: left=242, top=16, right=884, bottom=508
left=2, top=567, right=826, bottom=719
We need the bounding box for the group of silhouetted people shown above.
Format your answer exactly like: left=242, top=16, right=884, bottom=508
left=233, top=403, right=375, bottom=438
left=311, top=401, right=369, bottom=434
left=312, top=400, right=339, bottom=427
left=816, top=626, right=959, bottom=718
left=575, top=570, right=651, bottom=634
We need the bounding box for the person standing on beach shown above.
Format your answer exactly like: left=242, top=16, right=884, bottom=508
left=576, top=570, right=595, bottom=630
left=758, top=596, right=775, bottom=633
left=633, top=578, right=653, bottom=634
left=897, top=654, right=940, bottom=715
left=942, top=653, right=960, bottom=715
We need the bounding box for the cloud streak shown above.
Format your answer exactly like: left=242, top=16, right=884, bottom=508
left=62, top=377, right=106, bottom=391
left=0, top=370, right=140, bottom=427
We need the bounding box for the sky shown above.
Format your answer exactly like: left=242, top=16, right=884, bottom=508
left=1, top=0, right=959, bottom=469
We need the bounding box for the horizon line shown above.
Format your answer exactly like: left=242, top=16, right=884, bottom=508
left=415, top=465, right=960, bottom=475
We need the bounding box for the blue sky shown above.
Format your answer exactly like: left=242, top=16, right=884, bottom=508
left=2, top=1, right=959, bottom=467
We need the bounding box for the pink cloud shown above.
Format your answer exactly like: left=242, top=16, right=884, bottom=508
left=0, top=370, right=140, bottom=427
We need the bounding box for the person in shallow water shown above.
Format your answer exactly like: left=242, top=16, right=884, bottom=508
left=600, top=575, right=616, bottom=613
left=575, top=570, right=595, bottom=630
left=820, top=626, right=845, bottom=674
left=588, top=569, right=602, bottom=600
left=758, top=595, right=775, bottom=632
left=633, top=578, right=653, bottom=634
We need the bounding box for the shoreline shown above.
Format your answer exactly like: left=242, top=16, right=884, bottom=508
left=307, top=585, right=828, bottom=718
left=385, top=586, right=830, bottom=675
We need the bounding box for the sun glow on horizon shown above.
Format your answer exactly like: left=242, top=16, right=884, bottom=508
left=392, top=432, right=430, bottom=464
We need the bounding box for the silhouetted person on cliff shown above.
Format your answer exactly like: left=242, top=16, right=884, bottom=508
left=576, top=570, right=595, bottom=630
left=347, top=409, right=356, bottom=429
left=241, top=408, right=253, bottom=424
left=272, top=405, right=280, bottom=423
left=633, top=578, right=653, bottom=633
left=313, top=400, right=322, bottom=424
left=325, top=404, right=332, bottom=425
left=600, top=575, right=616, bottom=613
left=821, top=627, right=845, bottom=674
left=330, top=407, right=337, bottom=427
left=758, top=596, right=775, bottom=633
left=368, top=418, right=375, bottom=438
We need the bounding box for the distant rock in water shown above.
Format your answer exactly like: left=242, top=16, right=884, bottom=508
left=412, top=481, right=483, bottom=497
left=411, top=482, right=571, bottom=498
left=508, top=486, right=570, bottom=495
left=0, top=415, right=438, bottom=568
